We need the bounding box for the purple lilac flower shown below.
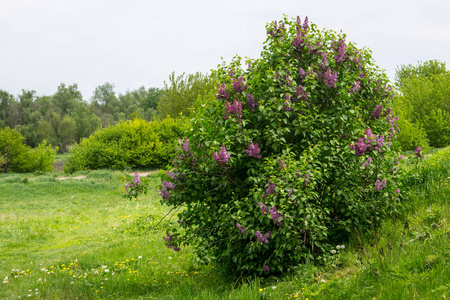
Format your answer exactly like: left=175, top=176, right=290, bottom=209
left=292, top=29, right=305, bottom=49
left=178, top=137, right=191, bottom=153
left=246, top=93, right=259, bottom=112
left=232, top=76, right=247, bottom=93
left=350, top=138, right=368, bottom=156
left=162, top=180, right=175, bottom=190
left=132, top=173, right=142, bottom=185
left=163, top=232, right=176, bottom=242
left=216, top=83, right=229, bottom=100
left=245, top=142, right=261, bottom=159
left=255, top=231, right=271, bottom=244
left=160, top=185, right=171, bottom=200
left=362, top=157, right=372, bottom=168
left=399, top=155, right=404, bottom=160
left=395, top=189, right=400, bottom=194
left=269, top=206, right=283, bottom=226
left=304, top=170, right=311, bottom=186
left=236, top=223, right=247, bottom=235
left=168, top=171, right=178, bottom=180
left=334, top=39, right=347, bottom=64
left=302, top=16, right=309, bottom=31
left=224, top=99, right=243, bottom=121
left=374, top=179, right=386, bottom=191
left=350, top=81, right=361, bottom=93
left=294, top=85, right=308, bottom=101
left=229, top=68, right=235, bottom=77
left=263, top=265, right=270, bottom=272
left=324, top=67, right=337, bottom=88
left=414, top=146, right=424, bottom=159
left=372, top=104, right=383, bottom=119
left=258, top=202, right=268, bottom=215
left=288, top=188, right=293, bottom=197
left=283, top=95, right=293, bottom=111
left=279, top=159, right=287, bottom=170
left=213, top=145, right=230, bottom=164
left=299, top=67, right=306, bottom=80
left=263, top=180, right=277, bottom=198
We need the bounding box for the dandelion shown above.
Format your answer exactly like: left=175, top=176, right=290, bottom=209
left=138, top=256, right=142, bottom=259
left=331, top=250, right=336, bottom=254
left=272, top=286, right=277, bottom=290
left=168, top=257, right=172, bottom=260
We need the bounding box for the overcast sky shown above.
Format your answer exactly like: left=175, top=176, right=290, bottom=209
left=1, top=0, right=449, bottom=100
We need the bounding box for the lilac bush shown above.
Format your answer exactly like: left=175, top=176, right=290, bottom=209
left=152, top=15, right=402, bottom=276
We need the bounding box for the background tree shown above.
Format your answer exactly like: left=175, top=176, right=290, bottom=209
left=394, top=60, right=449, bottom=89
left=393, top=60, right=450, bottom=149
left=157, top=72, right=216, bottom=119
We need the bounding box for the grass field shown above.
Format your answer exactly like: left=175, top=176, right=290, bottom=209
left=1, top=148, right=450, bottom=299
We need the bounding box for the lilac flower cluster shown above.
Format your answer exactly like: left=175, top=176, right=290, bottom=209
left=374, top=179, right=386, bottom=191
left=232, top=76, right=247, bottom=93
left=236, top=223, right=247, bottom=235
left=160, top=180, right=175, bottom=200
left=245, top=142, right=261, bottom=159
left=258, top=202, right=268, bottom=215
left=288, top=188, right=293, bottom=197
left=372, top=104, right=383, bottom=119
left=176, top=137, right=193, bottom=161
left=296, top=170, right=311, bottom=186
left=414, top=146, right=424, bottom=159
left=292, top=29, right=305, bottom=49
left=263, top=179, right=277, bottom=198
left=263, top=265, right=270, bottom=272
left=268, top=20, right=285, bottom=37
left=163, top=233, right=180, bottom=251
left=362, top=157, right=372, bottom=168
left=334, top=39, right=347, bottom=64
left=213, top=145, right=230, bottom=164
left=283, top=95, right=293, bottom=111
left=246, top=93, right=259, bottom=112
left=299, top=67, right=307, bottom=80
left=350, top=81, right=361, bottom=93
left=324, top=67, right=337, bottom=88
left=132, top=173, right=142, bottom=185
left=255, top=230, right=271, bottom=244
left=350, top=128, right=385, bottom=156
left=124, top=173, right=142, bottom=196
left=216, top=83, right=229, bottom=100
left=224, top=99, right=242, bottom=121
left=293, top=84, right=308, bottom=102
left=269, top=206, right=283, bottom=226
left=167, top=171, right=178, bottom=180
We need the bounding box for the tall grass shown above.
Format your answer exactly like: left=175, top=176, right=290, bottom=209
left=1, top=147, right=450, bottom=299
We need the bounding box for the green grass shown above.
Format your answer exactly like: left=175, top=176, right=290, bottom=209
left=1, top=147, right=450, bottom=299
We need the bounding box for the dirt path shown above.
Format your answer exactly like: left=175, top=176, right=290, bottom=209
left=55, top=171, right=158, bottom=180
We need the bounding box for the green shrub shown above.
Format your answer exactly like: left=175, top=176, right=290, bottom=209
left=151, top=16, right=403, bottom=276
left=65, top=118, right=188, bottom=173
left=0, top=128, right=56, bottom=173
left=395, top=118, right=429, bottom=151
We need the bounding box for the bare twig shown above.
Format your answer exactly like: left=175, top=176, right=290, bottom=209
left=231, top=269, right=246, bottom=290
left=144, top=205, right=181, bottom=233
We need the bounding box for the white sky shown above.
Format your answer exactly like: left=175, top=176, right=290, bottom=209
left=1, top=0, right=449, bottom=99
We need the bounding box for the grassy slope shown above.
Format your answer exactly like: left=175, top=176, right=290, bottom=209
left=0, top=148, right=449, bottom=299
